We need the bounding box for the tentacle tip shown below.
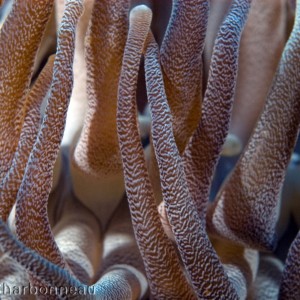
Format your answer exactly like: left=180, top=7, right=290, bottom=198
left=221, top=133, right=243, bottom=157
left=129, top=4, right=152, bottom=24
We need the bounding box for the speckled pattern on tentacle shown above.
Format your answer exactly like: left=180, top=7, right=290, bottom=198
left=0, top=56, right=55, bottom=222
left=279, top=230, right=300, bottom=299
left=207, top=0, right=300, bottom=252
left=160, top=0, right=209, bottom=152
left=53, top=195, right=102, bottom=285
left=183, top=0, right=252, bottom=219
left=0, top=205, right=150, bottom=299
left=248, top=254, right=283, bottom=299
left=117, top=6, right=195, bottom=299
left=145, top=31, right=238, bottom=299
left=97, top=197, right=146, bottom=288
left=148, top=0, right=209, bottom=207
left=15, top=0, right=83, bottom=268
left=0, top=0, right=54, bottom=182
left=149, top=0, right=210, bottom=222
left=0, top=220, right=83, bottom=297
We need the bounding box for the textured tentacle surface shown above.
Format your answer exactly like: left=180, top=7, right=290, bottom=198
left=279, top=230, right=300, bottom=299
left=71, top=0, right=130, bottom=229
left=15, top=0, right=83, bottom=268
left=212, top=238, right=259, bottom=299
left=0, top=219, right=149, bottom=299
left=1, top=0, right=300, bottom=299
left=145, top=31, right=238, bottom=299
left=117, top=5, right=195, bottom=299
left=0, top=56, right=54, bottom=221
left=203, top=0, right=232, bottom=85
left=0, top=220, right=82, bottom=294
left=183, top=0, right=252, bottom=219
left=160, top=0, right=208, bottom=152
left=148, top=0, right=209, bottom=206
left=53, top=187, right=102, bottom=285
left=92, top=267, right=143, bottom=300
left=207, top=0, right=300, bottom=252
left=97, top=196, right=148, bottom=299
left=248, top=254, right=283, bottom=300
left=0, top=0, right=54, bottom=182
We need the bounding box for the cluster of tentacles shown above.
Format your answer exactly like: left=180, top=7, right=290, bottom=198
left=0, top=0, right=299, bottom=299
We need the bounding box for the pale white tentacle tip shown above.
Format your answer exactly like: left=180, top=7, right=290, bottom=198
left=129, top=4, right=152, bottom=23
left=221, top=133, right=243, bottom=157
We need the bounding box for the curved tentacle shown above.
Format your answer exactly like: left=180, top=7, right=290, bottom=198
left=92, top=267, right=144, bottom=300
left=0, top=218, right=150, bottom=299
left=182, top=0, right=252, bottom=220
left=207, top=0, right=300, bottom=252
left=0, top=0, right=54, bottom=182
left=212, top=238, right=259, bottom=300
left=96, top=196, right=148, bottom=299
left=145, top=31, right=238, bottom=299
left=0, top=220, right=82, bottom=292
left=279, top=230, right=300, bottom=299
left=0, top=55, right=55, bottom=221
left=60, top=0, right=94, bottom=148
left=148, top=0, right=209, bottom=207
left=159, top=0, right=208, bottom=152
left=0, top=0, right=12, bottom=29
left=53, top=188, right=102, bottom=284
left=117, top=5, right=195, bottom=299
left=247, top=254, right=283, bottom=299
left=15, top=0, right=83, bottom=268
left=48, top=0, right=95, bottom=226
left=71, top=0, right=130, bottom=229
left=203, top=0, right=233, bottom=86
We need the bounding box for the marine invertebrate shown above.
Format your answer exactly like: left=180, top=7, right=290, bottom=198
left=0, top=0, right=299, bottom=299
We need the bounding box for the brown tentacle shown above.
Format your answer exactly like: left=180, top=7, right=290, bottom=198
left=0, top=55, right=54, bottom=221
left=60, top=0, right=94, bottom=148
left=53, top=195, right=102, bottom=285
left=0, top=0, right=54, bottom=182
left=203, top=0, right=233, bottom=87
left=97, top=196, right=149, bottom=299
left=279, top=230, right=300, bottom=299
left=15, top=0, right=83, bottom=268
left=147, top=0, right=209, bottom=206
left=71, top=0, right=130, bottom=229
left=145, top=31, right=237, bottom=299
left=160, top=0, right=208, bottom=152
left=117, top=5, right=195, bottom=299
left=183, top=0, right=252, bottom=220
left=207, top=0, right=300, bottom=252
